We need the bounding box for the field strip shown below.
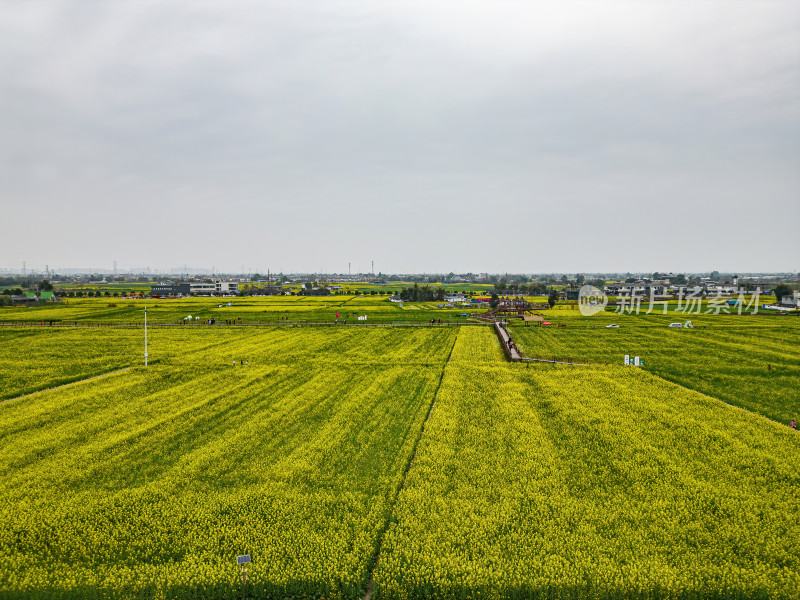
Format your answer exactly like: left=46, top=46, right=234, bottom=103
left=2, top=367, right=132, bottom=404
left=520, top=356, right=589, bottom=365
left=646, top=369, right=791, bottom=427
left=0, top=321, right=491, bottom=328
left=362, top=328, right=460, bottom=600
left=500, top=323, right=588, bottom=365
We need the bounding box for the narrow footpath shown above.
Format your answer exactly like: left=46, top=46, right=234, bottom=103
left=493, top=320, right=589, bottom=366
left=494, top=321, right=522, bottom=361
left=362, top=329, right=459, bottom=600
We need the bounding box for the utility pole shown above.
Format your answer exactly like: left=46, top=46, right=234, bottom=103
left=144, top=307, right=148, bottom=367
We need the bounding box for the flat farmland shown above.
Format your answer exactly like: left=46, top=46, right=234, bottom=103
left=1, top=317, right=798, bottom=599
left=376, top=361, right=800, bottom=599
left=0, top=328, right=140, bottom=400
left=0, top=296, right=479, bottom=325
left=510, top=311, right=800, bottom=424
left=0, top=327, right=456, bottom=599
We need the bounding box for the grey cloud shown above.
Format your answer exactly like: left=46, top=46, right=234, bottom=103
left=1, top=1, right=798, bottom=273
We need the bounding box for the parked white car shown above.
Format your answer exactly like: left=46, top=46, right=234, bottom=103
left=606, top=324, right=620, bottom=328
left=668, top=323, right=683, bottom=328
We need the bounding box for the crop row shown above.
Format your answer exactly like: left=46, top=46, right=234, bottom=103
left=0, top=326, right=459, bottom=400
left=0, top=296, right=479, bottom=325
left=374, top=363, right=800, bottom=599
left=2, top=325, right=797, bottom=598
left=511, top=316, right=800, bottom=424
left=0, top=353, right=450, bottom=598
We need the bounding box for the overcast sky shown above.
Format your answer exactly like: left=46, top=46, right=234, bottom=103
left=2, top=1, right=798, bottom=275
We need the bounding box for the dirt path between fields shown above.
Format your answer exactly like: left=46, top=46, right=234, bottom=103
left=362, top=329, right=459, bottom=600
left=2, top=367, right=132, bottom=404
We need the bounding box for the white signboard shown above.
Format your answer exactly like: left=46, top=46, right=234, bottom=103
left=634, top=356, right=640, bottom=367
left=624, top=354, right=630, bottom=366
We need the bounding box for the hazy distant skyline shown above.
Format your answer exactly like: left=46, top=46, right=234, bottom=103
left=2, top=1, right=799, bottom=274
left=1, top=264, right=797, bottom=278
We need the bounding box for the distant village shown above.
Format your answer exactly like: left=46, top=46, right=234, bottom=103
left=1, top=269, right=798, bottom=310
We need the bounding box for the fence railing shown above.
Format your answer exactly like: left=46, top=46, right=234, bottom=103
left=0, top=320, right=494, bottom=329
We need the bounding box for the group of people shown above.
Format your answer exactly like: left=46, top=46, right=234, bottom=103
left=429, top=318, right=444, bottom=324
left=232, top=359, right=249, bottom=366
left=176, top=317, right=243, bottom=325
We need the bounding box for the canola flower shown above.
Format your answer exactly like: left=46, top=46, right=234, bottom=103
left=0, top=328, right=451, bottom=598
left=511, top=314, right=800, bottom=424
left=375, top=363, right=800, bottom=599
left=2, top=324, right=798, bottom=598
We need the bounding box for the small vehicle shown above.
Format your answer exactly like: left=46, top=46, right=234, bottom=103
left=668, top=322, right=683, bottom=328
left=606, top=324, right=620, bottom=328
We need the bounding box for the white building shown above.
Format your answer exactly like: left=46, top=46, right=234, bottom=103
left=444, top=293, right=467, bottom=303
left=216, top=281, right=239, bottom=294
left=176, top=281, right=239, bottom=295
left=188, top=282, right=216, bottom=295
left=781, top=293, right=800, bottom=308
